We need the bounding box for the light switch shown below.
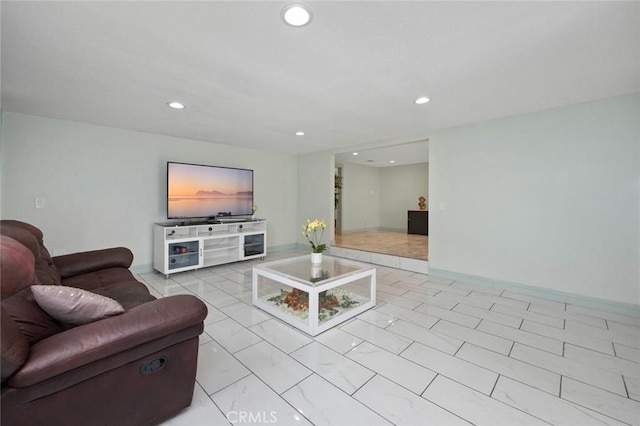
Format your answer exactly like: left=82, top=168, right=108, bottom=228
left=34, top=198, right=45, bottom=209
left=439, top=201, right=446, bottom=211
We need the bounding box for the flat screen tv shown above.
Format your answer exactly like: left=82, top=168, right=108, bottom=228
left=167, top=162, right=254, bottom=220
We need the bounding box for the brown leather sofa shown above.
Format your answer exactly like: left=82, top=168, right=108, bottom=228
left=1, top=220, right=208, bottom=425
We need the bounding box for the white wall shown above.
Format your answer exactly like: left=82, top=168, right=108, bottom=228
left=0, top=112, right=3, bottom=218
left=380, top=163, right=428, bottom=231
left=429, top=94, right=640, bottom=305
left=340, top=162, right=380, bottom=232
left=0, top=113, right=298, bottom=269
left=297, top=152, right=335, bottom=247
left=339, top=162, right=428, bottom=232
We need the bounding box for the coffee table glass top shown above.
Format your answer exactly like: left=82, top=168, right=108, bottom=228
left=254, top=255, right=371, bottom=286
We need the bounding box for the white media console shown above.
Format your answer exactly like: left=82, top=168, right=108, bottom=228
left=153, top=219, right=266, bottom=276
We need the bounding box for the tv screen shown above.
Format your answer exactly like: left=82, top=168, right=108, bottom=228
left=167, top=162, right=254, bottom=219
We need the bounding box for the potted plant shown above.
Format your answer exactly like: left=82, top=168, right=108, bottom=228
left=302, top=219, right=327, bottom=263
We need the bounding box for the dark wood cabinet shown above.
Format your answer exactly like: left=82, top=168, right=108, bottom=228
left=408, top=210, right=428, bottom=235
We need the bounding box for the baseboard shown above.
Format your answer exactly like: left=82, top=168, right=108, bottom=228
left=131, top=264, right=154, bottom=275
left=269, top=243, right=300, bottom=252
left=339, top=227, right=380, bottom=234
left=377, top=226, right=406, bottom=233
left=340, top=227, right=408, bottom=233
left=428, top=268, right=640, bottom=318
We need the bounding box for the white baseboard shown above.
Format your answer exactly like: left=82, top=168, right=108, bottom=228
left=429, top=268, right=640, bottom=318
left=339, top=227, right=381, bottom=234
left=131, top=264, right=154, bottom=275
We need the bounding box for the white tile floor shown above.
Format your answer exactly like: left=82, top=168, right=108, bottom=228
left=137, top=249, right=640, bottom=426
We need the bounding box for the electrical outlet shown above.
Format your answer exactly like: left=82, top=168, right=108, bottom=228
left=439, top=201, right=446, bottom=211
left=34, top=198, right=45, bottom=209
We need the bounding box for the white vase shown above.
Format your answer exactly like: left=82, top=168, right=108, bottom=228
left=311, top=252, right=323, bottom=265
left=311, top=264, right=322, bottom=279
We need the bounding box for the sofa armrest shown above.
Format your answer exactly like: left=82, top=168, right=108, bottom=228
left=8, top=295, right=207, bottom=387
left=53, top=247, right=134, bottom=279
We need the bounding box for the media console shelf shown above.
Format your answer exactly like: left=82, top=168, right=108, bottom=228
left=153, top=219, right=266, bottom=277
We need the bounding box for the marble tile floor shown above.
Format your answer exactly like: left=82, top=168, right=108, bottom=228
left=136, top=249, right=640, bottom=426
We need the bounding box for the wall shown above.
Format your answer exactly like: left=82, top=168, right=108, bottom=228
left=379, top=163, right=428, bottom=231
left=339, top=162, right=428, bottom=233
left=0, top=112, right=3, bottom=218
left=340, top=162, right=380, bottom=232
left=297, top=152, right=335, bottom=246
left=0, top=113, right=299, bottom=270
left=429, top=94, right=640, bottom=305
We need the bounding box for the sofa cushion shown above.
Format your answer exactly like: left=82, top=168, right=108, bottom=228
left=1, top=235, right=62, bottom=344
left=0, top=222, right=61, bottom=286
left=0, top=236, right=36, bottom=297
left=54, top=247, right=134, bottom=279
left=61, top=267, right=140, bottom=291
left=0, top=225, right=40, bottom=261
left=2, top=287, right=63, bottom=344
left=91, top=281, right=156, bottom=310
left=31, top=285, right=125, bottom=326
left=1, top=309, right=30, bottom=382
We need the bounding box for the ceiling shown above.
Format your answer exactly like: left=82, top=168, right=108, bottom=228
left=1, top=1, right=638, bottom=160
left=335, top=140, right=428, bottom=168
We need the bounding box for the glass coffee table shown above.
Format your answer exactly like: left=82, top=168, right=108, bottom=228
left=252, top=255, right=376, bottom=336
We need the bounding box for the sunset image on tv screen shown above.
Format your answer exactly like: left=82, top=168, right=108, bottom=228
left=168, top=162, right=253, bottom=218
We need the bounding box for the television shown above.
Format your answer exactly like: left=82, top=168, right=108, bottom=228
left=167, top=162, right=254, bottom=220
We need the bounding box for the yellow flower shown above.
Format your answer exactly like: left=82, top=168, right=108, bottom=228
left=302, top=218, right=327, bottom=253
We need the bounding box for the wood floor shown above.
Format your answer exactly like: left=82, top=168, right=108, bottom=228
left=333, top=230, right=428, bottom=260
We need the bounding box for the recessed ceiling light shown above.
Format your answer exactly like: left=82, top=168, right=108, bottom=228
left=352, top=152, right=358, bottom=156
left=295, top=131, right=305, bottom=136
left=167, top=101, right=185, bottom=109
left=414, top=97, right=430, bottom=105
left=389, top=160, right=395, bottom=163
left=281, top=4, right=312, bottom=27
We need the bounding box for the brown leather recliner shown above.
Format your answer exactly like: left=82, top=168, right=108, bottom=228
left=1, top=220, right=208, bottom=426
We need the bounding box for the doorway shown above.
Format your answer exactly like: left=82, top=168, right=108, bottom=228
left=332, top=141, right=429, bottom=261
left=334, top=166, right=343, bottom=235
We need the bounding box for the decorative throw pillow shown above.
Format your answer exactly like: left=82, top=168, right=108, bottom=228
left=31, top=285, right=125, bottom=325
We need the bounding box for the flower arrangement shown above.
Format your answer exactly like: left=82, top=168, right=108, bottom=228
left=266, top=288, right=361, bottom=321
left=302, top=219, right=327, bottom=253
